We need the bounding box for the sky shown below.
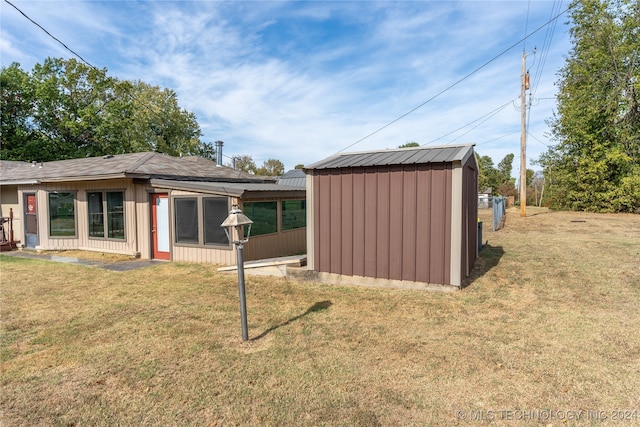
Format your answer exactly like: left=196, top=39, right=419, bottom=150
left=1, top=0, right=572, bottom=176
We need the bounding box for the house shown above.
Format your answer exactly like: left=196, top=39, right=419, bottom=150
left=302, top=144, right=478, bottom=289
left=0, top=152, right=306, bottom=263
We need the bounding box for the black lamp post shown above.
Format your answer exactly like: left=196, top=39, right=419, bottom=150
left=221, top=205, right=253, bottom=341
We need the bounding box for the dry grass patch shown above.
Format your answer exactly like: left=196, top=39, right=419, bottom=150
left=1, top=208, right=639, bottom=426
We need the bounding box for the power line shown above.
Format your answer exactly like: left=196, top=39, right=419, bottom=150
left=337, top=4, right=569, bottom=154
left=476, top=130, right=521, bottom=147
left=423, top=98, right=516, bottom=145
left=3, top=0, right=98, bottom=70
left=6, top=0, right=216, bottom=156
left=523, top=0, right=532, bottom=51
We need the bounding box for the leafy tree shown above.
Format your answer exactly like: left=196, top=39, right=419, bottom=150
left=476, top=152, right=517, bottom=195
left=0, top=64, right=35, bottom=160
left=294, top=164, right=305, bottom=169
left=399, top=142, right=420, bottom=148
left=497, top=153, right=515, bottom=184
left=256, top=158, right=285, bottom=176
left=0, top=58, right=205, bottom=161
left=476, top=154, right=496, bottom=192
left=540, top=0, right=640, bottom=212
left=233, top=155, right=257, bottom=174
left=528, top=170, right=545, bottom=206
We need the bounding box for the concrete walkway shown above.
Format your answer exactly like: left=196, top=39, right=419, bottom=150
left=1, top=250, right=162, bottom=272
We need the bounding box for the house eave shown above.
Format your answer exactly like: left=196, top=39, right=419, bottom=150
left=0, top=179, right=41, bottom=186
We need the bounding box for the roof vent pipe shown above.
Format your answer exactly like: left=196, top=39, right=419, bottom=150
left=215, top=141, right=224, bottom=166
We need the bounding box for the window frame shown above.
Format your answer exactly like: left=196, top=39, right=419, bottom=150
left=47, top=191, right=77, bottom=238
left=87, top=190, right=126, bottom=241
left=172, top=195, right=231, bottom=248
left=242, top=200, right=278, bottom=237
left=281, top=199, right=306, bottom=231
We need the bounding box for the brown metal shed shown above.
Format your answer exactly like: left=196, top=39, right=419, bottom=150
left=303, top=144, right=478, bottom=289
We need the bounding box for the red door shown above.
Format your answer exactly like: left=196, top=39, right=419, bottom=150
left=151, top=193, right=170, bottom=260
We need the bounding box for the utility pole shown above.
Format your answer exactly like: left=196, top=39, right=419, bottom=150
left=520, top=50, right=529, bottom=218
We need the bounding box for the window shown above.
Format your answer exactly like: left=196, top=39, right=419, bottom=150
left=175, top=198, right=199, bottom=244
left=281, top=200, right=306, bottom=230
left=243, top=201, right=277, bottom=236
left=88, top=191, right=125, bottom=239
left=174, top=196, right=230, bottom=246
left=204, top=197, right=229, bottom=245
left=48, top=192, right=76, bottom=237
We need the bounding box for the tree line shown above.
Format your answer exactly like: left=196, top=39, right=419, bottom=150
left=0, top=58, right=287, bottom=176
left=1, top=58, right=208, bottom=162
left=540, top=0, right=639, bottom=213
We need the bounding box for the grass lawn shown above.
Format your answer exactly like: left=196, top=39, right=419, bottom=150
left=1, top=207, right=639, bottom=426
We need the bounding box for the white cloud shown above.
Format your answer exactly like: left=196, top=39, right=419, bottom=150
left=1, top=0, right=571, bottom=171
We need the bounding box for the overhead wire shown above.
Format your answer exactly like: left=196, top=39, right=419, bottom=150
left=423, top=97, right=516, bottom=145
left=3, top=0, right=97, bottom=70
left=4, top=0, right=210, bottom=156
left=336, top=4, right=569, bottom=154
left=525, top=1, right=563, bottom=149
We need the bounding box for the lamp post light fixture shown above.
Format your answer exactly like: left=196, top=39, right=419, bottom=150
left=220, top=205, right=253, bottom=341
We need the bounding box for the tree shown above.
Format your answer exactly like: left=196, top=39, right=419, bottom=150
left=294, top=164, right=305, bottom=169
left=399, top=142, right=420, bottom=148
left=0, top=58, right=205, bottom=161
left=497, top=153, right=515, bottom=184
left=476, top=154, right=496, bottom=192
left=256, top=158, right=285, bottom=176
left=233, top=155, right=257, bottom=174
left=540, top=0, right=640, bottom=212
left=0, top=63, right=35, bottom=160
left=528, top=170, right=545, bottom=206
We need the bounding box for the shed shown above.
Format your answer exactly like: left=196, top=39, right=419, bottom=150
left=303, top=144, right=478, bottom=289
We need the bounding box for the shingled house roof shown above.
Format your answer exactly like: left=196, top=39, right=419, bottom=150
left=0, top=152, right=275, bottom=184
left=305, top=144, right=475, bottom=170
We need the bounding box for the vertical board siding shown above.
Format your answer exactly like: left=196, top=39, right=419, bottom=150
left=316, top=172, right=331, bottom=272
left=443, top=164, right=453, bottom=285
left=329, top=173, right=342, bottom=273
left=364, top=169, right=378, bottom=278
left=415, top=165, right=432, bottom=283
left=351, top=170, right=365, bottom=277
left=462, top=155, right=478, bottom=278
left=388, top=166, right=404, bottom=281
left=312, top=163, right=456, bottom=285
left=375, top=168, right=390, bottom=279
left=340, top=172, right=353, bottom=276
left=244, top=228, right=306, bottom=262
left=429, top=164, right=447, bottom=284
left=401, top=166, right=417, bottom=281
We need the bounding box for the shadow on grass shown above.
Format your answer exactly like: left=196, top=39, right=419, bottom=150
left=252, top=300, right=332, bottom=341
left=462, top=243, right=505, bottom=289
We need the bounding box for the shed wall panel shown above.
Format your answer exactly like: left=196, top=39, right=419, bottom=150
left=401, top=167, right=417, bottom=281
left=316, top=172, right=332, bottom=272
left=462, top=154, right=478, bottom=278
left=351, top=170, right=365, bottom=277
left=375, top=167, right=390, bottom=279
left=443, top=165, right=453, bottom=285
left=330, top=173, right=342, bottom=273
left=415, top=165, right=432, bottom=282
left=364, top=169, right=378, bottom=278
left=340, top=172, right=353, bottom=276
left=388, top=166, right=404, bottom=281
left=427, top=164, right=450, bottom=284
left=311, top=160, right=458, bottom=286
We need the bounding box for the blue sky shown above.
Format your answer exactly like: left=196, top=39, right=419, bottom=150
left=1, top=1, right=571, bottom=175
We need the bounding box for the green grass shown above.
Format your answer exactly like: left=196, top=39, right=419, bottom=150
left=1, top=208, right=639, bottom=426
